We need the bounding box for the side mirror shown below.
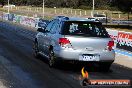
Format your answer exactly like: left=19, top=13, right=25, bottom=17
left=37, top=28, right=45, bottom=33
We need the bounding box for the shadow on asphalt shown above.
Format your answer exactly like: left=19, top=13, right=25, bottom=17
left=36, top=55, right=113, bottom=73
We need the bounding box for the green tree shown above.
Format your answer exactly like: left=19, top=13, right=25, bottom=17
left=0, top=0, right=7, bottom=6
left=2, top=0, right=131, bottom=12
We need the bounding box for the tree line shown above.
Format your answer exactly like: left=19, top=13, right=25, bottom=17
left=0, top=0, right=132, bottom=12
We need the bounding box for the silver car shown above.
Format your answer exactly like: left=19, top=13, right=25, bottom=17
left=33, top=17, right=115, bottom=70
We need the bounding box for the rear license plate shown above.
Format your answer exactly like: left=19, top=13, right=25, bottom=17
left=79, top=54, right=100, bottom=61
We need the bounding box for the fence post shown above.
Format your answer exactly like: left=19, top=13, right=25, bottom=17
left=80, top=11, right=82, bottom=16
left=128, top=12, right=130, bottom=28
left=75, top=10, right=76, bottom=16
left=110, top=13, right=113, bottom=24
left=67, top=10, right=68, bottom=14
left=85, top=11, right=87, bottom=15
left=105, top=12, right=108, bottom=25
left=36, top=8, right=38, bottom=12
left=71, top=9, right=72, bottom=15
left=62, top=9, right=64, bottom=14
left=54, top=7, right=56, bottom=14
left=91, top=11, right=93, bottom=17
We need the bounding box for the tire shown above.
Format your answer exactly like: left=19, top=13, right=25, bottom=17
left=99, top=62, right=112, bottom=72
left=49, top=50, right=57, bottom=67
left=33, top=41, right=39, bottom=58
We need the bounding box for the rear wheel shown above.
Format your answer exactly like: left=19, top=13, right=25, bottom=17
left=49, top=50, right=57, bottom=67
left=33, top=41, right=39, bottom=58
left=99, top=62, right=112, bottom=72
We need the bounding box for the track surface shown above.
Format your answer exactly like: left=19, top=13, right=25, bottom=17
left=0, top=20, right=132, bottom=88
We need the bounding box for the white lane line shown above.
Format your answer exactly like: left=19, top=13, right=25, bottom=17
left=115, top=49, right=132, bottom=58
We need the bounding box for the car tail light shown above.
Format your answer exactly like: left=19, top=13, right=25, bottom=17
left=59, top=38, right=72, bottom=48
left=107, top=41, right=114, bottom=51
left=59, top=38, right=70, bottom=45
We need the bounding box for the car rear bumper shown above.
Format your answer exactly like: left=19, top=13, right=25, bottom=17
left=54, top=48, right=115, bottom=62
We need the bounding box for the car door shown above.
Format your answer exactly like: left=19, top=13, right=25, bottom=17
left=49, top=20, right=59, bottom=51
left=37, top=31, right=45, bottom=52
left=49, top=20, right=61, bottom=53
left=44, top=20, right=60, bottom=56
left=41, top=20, right=55, bottom=55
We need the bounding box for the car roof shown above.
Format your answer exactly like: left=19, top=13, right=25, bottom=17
left=54, top=16, right=100, bottom=23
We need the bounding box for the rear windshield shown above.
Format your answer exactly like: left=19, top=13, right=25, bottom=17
left=62, top=21, right=109, bottom=38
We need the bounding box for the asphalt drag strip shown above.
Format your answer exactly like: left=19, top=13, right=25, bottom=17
left=0, top=20, right=132, bottom=88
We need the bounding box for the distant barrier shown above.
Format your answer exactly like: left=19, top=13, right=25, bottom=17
left=107, top=29, right=132, bottom=52
left=0, top=12, right=47, bottom=29
left=112, top=20, right=132, bottom=25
